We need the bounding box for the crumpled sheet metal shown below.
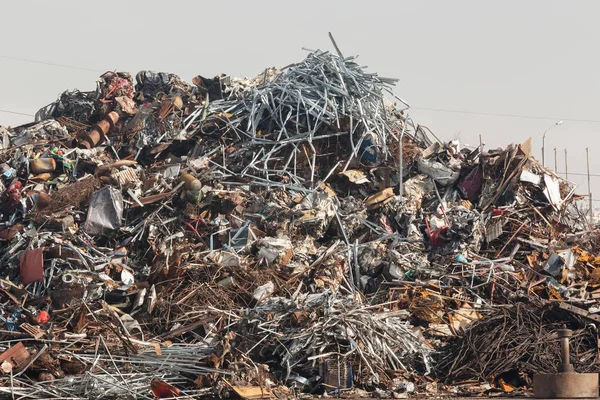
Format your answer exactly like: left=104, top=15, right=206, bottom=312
left=403, top=174, right=434, bottom=212
left=0, top=126, right=11, bottom=150
left=293, top=190, right=337, bottom=237
left=82, top=186, right=123, bottom=236
left=416, top=157, right=460, bottom=186
left=10, top=120, right=69, bottom=147
left=543, top=173, right=563, bottom=208
left=520, top=169, right=542, bottom=185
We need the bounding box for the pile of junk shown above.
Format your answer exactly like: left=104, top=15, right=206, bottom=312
left=0, top=38, right=598, bottom=399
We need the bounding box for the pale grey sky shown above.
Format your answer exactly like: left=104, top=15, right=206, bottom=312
left=1, top=0, right=599, bottom=197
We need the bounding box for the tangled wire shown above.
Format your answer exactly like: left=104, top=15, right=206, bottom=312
left=436, top=301, right=600, bottom=383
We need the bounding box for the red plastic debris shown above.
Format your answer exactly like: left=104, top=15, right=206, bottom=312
left=151, top=378, right=181, bottom=398
left=492, top=209, right=506, bottom=217
left=36, top=310, right=50, bottom=324
left=429, top=226, right=449, bottom=248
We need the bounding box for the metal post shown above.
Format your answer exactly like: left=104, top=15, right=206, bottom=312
left=564, top=149, right=568, bottom=180
left=398, top=116, right=407, bottom=199
left=541, top=121, right=563, bottom=167
left=542, top=134, right=546, bottom=167
left=557, top=328, right=574, bottom=373
left=590, top=192, right=594, bottom=225
left=587, top=148, right=593, bottom=224
left=398, top=131, right=402, bottom=196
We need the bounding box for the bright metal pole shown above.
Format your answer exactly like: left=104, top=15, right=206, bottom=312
left=541, top=120, right=563, bottom=167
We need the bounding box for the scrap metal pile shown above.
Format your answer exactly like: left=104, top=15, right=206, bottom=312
left=0, top=41, right=599, bottom=399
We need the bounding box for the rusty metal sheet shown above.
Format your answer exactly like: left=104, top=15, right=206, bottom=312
left=20, top=323, right=44, bottom=340
left=19, top=247, right=44, bottom=285
left=558, top=302, right=600, bottom=322
left=0, top=342, right=31, bottom=371
left=231, top=386, right=274, bottom=399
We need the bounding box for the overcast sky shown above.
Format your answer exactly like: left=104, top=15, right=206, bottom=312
left=1, top=0, right=599, bottom=199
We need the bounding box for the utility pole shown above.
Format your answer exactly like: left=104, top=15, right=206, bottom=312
left=564, top=149, right=568, bottom=180
left=587, top=148, right=593, bottom=224
left=398, top=118, right=407, bottom=199
left=541, top=121, right=563, bottom=167
left=554, top=148, right=557, bottom=172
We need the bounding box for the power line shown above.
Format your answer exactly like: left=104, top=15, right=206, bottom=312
left=0, top=55, right=104, bottom=73
left=0, top=109, right=34, bottom=117
left=3, top=54, right=600, bottom=132
left=2, top=53, right=600, bottom=124
left=3, top=54, right=600, bottom=125
left=556, top=171, right=600, bottom=178
left=410, top=107, right=600, bottom=124
left=5, top=104, right=600, bottom=127
left=1, top=103, right=600, bottom=182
